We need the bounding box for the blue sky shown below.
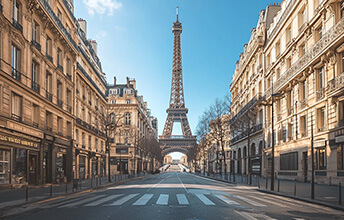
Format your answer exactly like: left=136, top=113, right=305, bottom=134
left=75, top=0, right=280, bottom=158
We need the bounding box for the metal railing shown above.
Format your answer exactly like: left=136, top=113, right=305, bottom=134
left=327, top=72, right=344, bottom=93
left=46, top=90, right=53, bottom=102
left=31, top=81, right=40, bottom=94
left=31, top=40, right=41, bottom=51
left=11, top=113, right=22, bottom=122
left=316, top=88, right=325, bottom=101
left=12, top=18, right=23, bottom=33
left=57, top=99, right=63, bottom=108
left=46, top=54, right=53, bottom=63
left=11, top=68, right=21, bottom=82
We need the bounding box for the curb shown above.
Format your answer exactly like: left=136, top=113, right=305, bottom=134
left=191, top=173, right=237, bottom=185
left=257, top=188, right=344, bottom=212
left=0, top=174, right=152, bottom=216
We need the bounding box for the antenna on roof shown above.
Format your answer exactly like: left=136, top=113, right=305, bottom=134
left=176, top=7, right=179, bottom=22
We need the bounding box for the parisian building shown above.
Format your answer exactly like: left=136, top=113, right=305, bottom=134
left=229, top=0, right=344, bottom=185
left=107, top=77, right=160, bottom=175
left=0, top=0, right=108, bottom=188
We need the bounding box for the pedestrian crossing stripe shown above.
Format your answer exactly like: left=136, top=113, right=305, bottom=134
left=133, top=194, right=153, bottom=206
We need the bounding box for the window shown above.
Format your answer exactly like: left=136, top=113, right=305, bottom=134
left=317, top=107, right=325, bottom=132
left=267, top=53, right=271, bottom=67
left=315, top=147, right=326, bottom=170
left=82, top=132, right=85, bottom=148
left=267, top=76, right=271, bottom=88
left=57, top=81, right=63, bottom=107
left=32, top=61, right=40, bottom=93
left=316, top=26, right=323, bottom=42
left=88, top=112, right=91, bottom=124
left=316, top=67, right=325, bottom=100
left=276, top=68, right=280, bottom=79
left=57, top=9, right=62, bottom=22
left=66, top=58, right=71, bottom=77
left=11, top=93, right=22, bottom=121
left=126, top=99, right=131, bottom=104
left=110, top=113, right=115, bottom=123
left=299, top=43, right=306, bottom=57
left=338, top=144, right=344, bottom=170
left=300, top=80, right=307, bottom=101
left=286, top=26, right=292, bottom=44
left=280, top=152, right=298, bottom=170
left=32, top=21, right=39, bottom=43
left=46, top=36, right=52, bottom=57
left=124, top=131, right=129, bottom=144
left=286, top=57, right=292, bottom=69
left=46, top=72, right=52, bottom=100
left=275, top=41, right=280, bottom=58
left=57, top=48, right=62, bottom=68
left=11, top=44, right=21, bottom=80
left=12, top=148, right=27, bottom=184
left=300, top=115, right=307, bottom=137
left=341, top=0, right=344, bottom=18
left=45, top=111, right=52, bottom=131
left=66, top=89, right=71, bottom=107
left=287, top=90, right=293, bottom=115
left=76, top=129, right=79, bottom=144
left=13, top=0, right=20, bottom=23
left=299, top=8, right=306, bottom=28
left=57, top=117, right=63, bottom=135
left=125, top=112, right=131, bottom=125
left=339, top=101, right=344, bottom=127
left=67, top=121, right=71, bottom=138
left=88, top=135, right=91, bottom=150
left=33, top=104, right=39, bottom=127
left=288, top=123, right=293, bottom=139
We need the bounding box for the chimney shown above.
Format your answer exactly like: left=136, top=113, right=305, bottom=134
left=78, top=19, right=87, bottom=37
left=89, top=40, right=98, bottom=55
left=114, top=76, right=116, bottom=86
left=126, top=77, right=130, bottom=87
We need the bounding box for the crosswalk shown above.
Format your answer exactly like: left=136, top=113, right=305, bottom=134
left=49, top=192, right=316, bottom=210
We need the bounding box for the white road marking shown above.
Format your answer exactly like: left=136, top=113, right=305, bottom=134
left=156, top=194, right=169, bottom=205
left=133, top=194, right=154, bottom=206
left=248, top=195, right=287, bottom=207
left=195, top=194, right=215, bottom=205
left=235, top=195, right=266, bottom=207
left=235, top=211, right=257, bottom=220
left=176, top=194, right=189, bottom=205
left=235, top=211, right=276, bottom=220
left=178, top=176, right=189, bottom=193
left=106, top=194, right=139, bottom=206
left=214, top=194, right=239, bottom=205
left=84, top=194, right=123, bottom=206
left=59, top=195, right=105, bottom=208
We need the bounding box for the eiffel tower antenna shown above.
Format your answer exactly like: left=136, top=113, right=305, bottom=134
left=159, top=7, right=196, bottom=159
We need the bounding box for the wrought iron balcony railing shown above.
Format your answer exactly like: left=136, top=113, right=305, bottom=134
left=11, top=113, right=22, bottom=122
left=57, top=64, right=63, bottom=72
left=46, top=54, right=53, bottom=63
left=66, top=104, right=72, bottom=113
left=31, top=81, right=40, bottom=94
left=300, top=99, right=307, bottom=109
left=57, top=99, right=63, bottom=108
left=12, top=19, right=23, bottom=33
left=316, top=88, right=325, bottom=101
left=33, top=122, right=39, bottom=128
left=45, top=126, right=52, bottom=132
left=46, top=90, right=53, bottom=102
left=327, top=72, right=344, bottom=93
left=229, top=93, right=263, bottom=125
left=287, top=107, right=294, bottom=116
left=11, top=68, right=21, bottom=82
left=66, top=73, right=72, bottom=81
left=31, top=40, right=41, bottom=51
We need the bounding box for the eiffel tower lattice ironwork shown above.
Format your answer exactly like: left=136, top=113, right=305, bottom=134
left=159, top=7, right=196, bottom=157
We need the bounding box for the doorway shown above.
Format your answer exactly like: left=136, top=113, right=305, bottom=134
left=29, top=154, right=38, bottom=185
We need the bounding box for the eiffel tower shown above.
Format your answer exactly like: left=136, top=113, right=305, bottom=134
left=159, top=7, right=196, bottom=158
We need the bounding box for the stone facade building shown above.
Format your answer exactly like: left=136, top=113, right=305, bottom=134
left=107, top=77, right=160, bottom=175
left=229, top=0, right=344, bottom=185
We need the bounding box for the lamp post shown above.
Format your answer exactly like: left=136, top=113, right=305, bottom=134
left=311, top=112, right=314, bottom=199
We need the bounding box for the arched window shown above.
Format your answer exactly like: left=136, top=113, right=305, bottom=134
left=110, top=113, right=115, bottom=123
left=125, top=112, right=131, bottom=125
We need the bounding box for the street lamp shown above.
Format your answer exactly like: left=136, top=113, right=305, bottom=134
left=260, top=80, right=283, bottom=191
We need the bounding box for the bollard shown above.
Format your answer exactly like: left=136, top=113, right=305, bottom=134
left=50, top=183, right=53, bottom=197
left=258, top=178, right=260, bottom=188
left=294, top=181, right=296, bottom=196
left=339, top=182, right=342, bottom=205
left=91, top=177, right=93, bottom=189
left=26, top=183, right=29, bottom=202
left=266, top=177, right=268, bottom=189
left=278, top=179, right=280, bottom=192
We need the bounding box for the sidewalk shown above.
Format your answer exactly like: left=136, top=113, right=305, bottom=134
left=194, top=172, right=344, bottom=210
left=0, top=173, right=148, bottom=211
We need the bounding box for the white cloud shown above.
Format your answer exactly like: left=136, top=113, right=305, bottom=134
left=83, top=0, right=122, bottom=16
left=96, top=30, right=107, bottom=39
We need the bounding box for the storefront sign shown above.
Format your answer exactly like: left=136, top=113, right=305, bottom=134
left=336, top=135, right=344, bottom=144
left=7, top=121, right=43, bottom=138
left=0, top=134, right=38, bottom=148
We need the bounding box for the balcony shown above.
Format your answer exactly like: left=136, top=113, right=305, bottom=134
left=31, top=81, right=40, bottom=94
left=300, top=99, right=307, bottom=109
left=327, top=72, right=344, bottom=94
left=45, top=126, right=52, bottom=132
left=66, top=104, right=72, bottom=113
left=230, top=123, right=263, bottom=143
left=12, top=19, right=23, bottom=33
left=299, top=23, right=307, bottom=34
left=46, top=54, right=53, bottom=63
left=31, top=40, right=41, bottom=51
left=46, top=90, right=53, bottom=102
left=57, top=64, right=63, bottom=72
left=316, top=88, right=325, bottom=101
left=33, top=122, right=39, bottom=128
left=11, top=68, right=21, bottom=82
left=57, top=99, right=63, bottom=108
left=288, top=107, right=294, bottom=116
left=66, top=73, right=72, bottom=81
left=229, top=93, right=263, bottom=125
left=266, top=17, right=344, bottom=97
left=11, top=113, right=22, bottom=122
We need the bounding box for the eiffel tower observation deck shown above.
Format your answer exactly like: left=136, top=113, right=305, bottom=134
left=159, top=7, right=196, bottom=157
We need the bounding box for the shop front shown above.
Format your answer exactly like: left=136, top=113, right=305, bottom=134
left=0, top=131, right=41, bottom=187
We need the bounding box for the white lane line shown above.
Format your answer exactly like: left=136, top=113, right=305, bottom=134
left=156, top=194, right=169, bottom=205
left=84, top=194, right=123, bottom=206
left=59, top=195, right=105, bottom=208
left=106, top=194, right=139, bottom=206
left=146, top=178, right=165, bottom=192
left=133, top=194, right=154, bottom=206
left=235, top=211, right=257, bottom=220
left=195, top=194, right=215, bottom=205
left=176, top=194, right=189, bottom=205
left=178, top=176, right=189, bottom=193
left=235, top=195, right=266, bottom=207
left=261, top=195, right=302, bottom=207
left=248, top=195, right=287, bottom=208
left=214, top=194, right=239, bottom=205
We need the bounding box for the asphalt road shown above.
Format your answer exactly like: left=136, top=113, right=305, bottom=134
left=4, top=167, right=344, bottom=220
